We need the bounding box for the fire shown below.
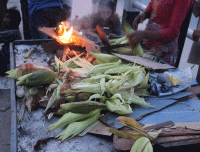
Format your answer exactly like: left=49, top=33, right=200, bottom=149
left=57, top=22, right=73, bottom=44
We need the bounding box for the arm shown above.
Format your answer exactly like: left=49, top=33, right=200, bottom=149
left=128, top=30, right=161, bottom=48
left=132, top=1, right=152, bottom=30
left=158, top=0, right=194, bottom=44
left=0, top=30, right=21, bottom=43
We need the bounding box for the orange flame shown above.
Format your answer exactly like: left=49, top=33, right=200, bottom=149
left=58, top=22, right=73, bottom=43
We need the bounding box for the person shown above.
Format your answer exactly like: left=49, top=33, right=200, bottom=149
left=0, top=7, right=22, bottom=76
left=0, top=0, right=8, bottom=30
left=61, top=0, right=73, bottom=21
left=128, top=0, right=194, bottom=66
left=75, top=0, right=123, bottom=38
left=27, top=0, right=63, bottom=39
left=188, top=0, right=200, bottom=84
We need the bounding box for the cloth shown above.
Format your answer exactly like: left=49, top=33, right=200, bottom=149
left=187, top=0, right=200, bottom=83
left=149, top=69, right=192, bottom=97
left=28, top=0, right=63, bottom=39
left=27, top=0, right=63, bottom=17
left=145, top=0, right=194, bottom=45
left=143, top=21, right=179, bottom=66
left=62, top=0, right=73, bottom=7
left=0, top=29, right=21, bottom=75
left=188, top=0, right=200, bottom=65
left=29, top=6, right=63, bottom=39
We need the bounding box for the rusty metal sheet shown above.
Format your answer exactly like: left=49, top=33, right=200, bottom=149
left=159, top=127, right=200, bottom=137
left=155, top=135, right=200, bottom=144
left=144, top=120, right=174, bottom=131
left=89, top=121, right=112, bottom=136
left=113, top=127, right=137, bottom=151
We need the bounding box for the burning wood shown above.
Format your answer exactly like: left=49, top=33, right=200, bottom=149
left=39, top=21, right=100, bottom=55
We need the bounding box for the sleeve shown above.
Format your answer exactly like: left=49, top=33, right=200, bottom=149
left=145, top=1, right=153, bottom=13
left=0, top=30, right=21, bottom=43
left=158, top=0, right=194, bottom=44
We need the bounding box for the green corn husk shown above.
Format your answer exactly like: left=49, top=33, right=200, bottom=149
left=104, top=64, right=140, bottom=75
left=49, top=109, right=99, bottom=131
left=56, top=109, right=100, bottom=141
left=60, top=101, right=105, bottom=114
left=112, top=46, right=133, bottom=55
left=6, top=63, right=51, bottom=79
left=105, top=93, right=133, bottom=115
left=91, top=52, right=119, bottom=63
left=130, top=137, right=151, bottom=152
left=44, top=83, right=62, bottom=112
left=71, top=82, right=102, bottom=94
left=110, top=36, right=127, bottom=45
left=119, top=90, right=152, bottom=107
left=91, top=60, right=122, bottom=74
left=122, top=19, right=144, bottom=57
left=17, top=69, right=56, bottom=87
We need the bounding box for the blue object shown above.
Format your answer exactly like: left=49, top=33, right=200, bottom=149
left=138, top=99, right=200, bottom=124
left=27, top=0, right=63, bottom=16
left=105, top=92, right=195, bottom=129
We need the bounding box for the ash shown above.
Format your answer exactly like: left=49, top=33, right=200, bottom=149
left=15, top=45, right=53, bottom=68
left=17, top=102, right=114, bottom=152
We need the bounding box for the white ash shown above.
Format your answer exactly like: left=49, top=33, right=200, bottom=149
left=17, top=102, right=114, bottom=152
left=15, top=45, right=53, bottom=68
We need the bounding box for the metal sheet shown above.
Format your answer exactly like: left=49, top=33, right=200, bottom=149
left=10, top=42, right=17, bottom=152
left=103, top=98, right=178, bottom=129
left=139, top=99, right=200, bottom=124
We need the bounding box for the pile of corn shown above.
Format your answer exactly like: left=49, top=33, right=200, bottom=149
left=7, top=52, right=152, bottom=141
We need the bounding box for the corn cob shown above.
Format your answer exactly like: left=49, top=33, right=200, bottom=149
left=17, top=69, right=56, bottom=87
left=122, top=19, right=144, bottom=57
left=56, top=109, right=100, bottom=141
left=60, top=101, right=105, bottom=114
left=49, top=109, right=99, bottom=131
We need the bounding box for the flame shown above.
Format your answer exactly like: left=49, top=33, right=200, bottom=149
left=57, top=22, right=73, bottom=43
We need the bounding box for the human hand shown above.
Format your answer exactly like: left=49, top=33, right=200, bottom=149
left=133, top=13, right=146, bottom=30
left=128, top=31, right=145, bottom=48
left=193, top=30, right=200, bottom=41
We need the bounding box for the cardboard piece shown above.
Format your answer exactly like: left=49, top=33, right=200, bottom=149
left=112, top=53, right=175, bottom=70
